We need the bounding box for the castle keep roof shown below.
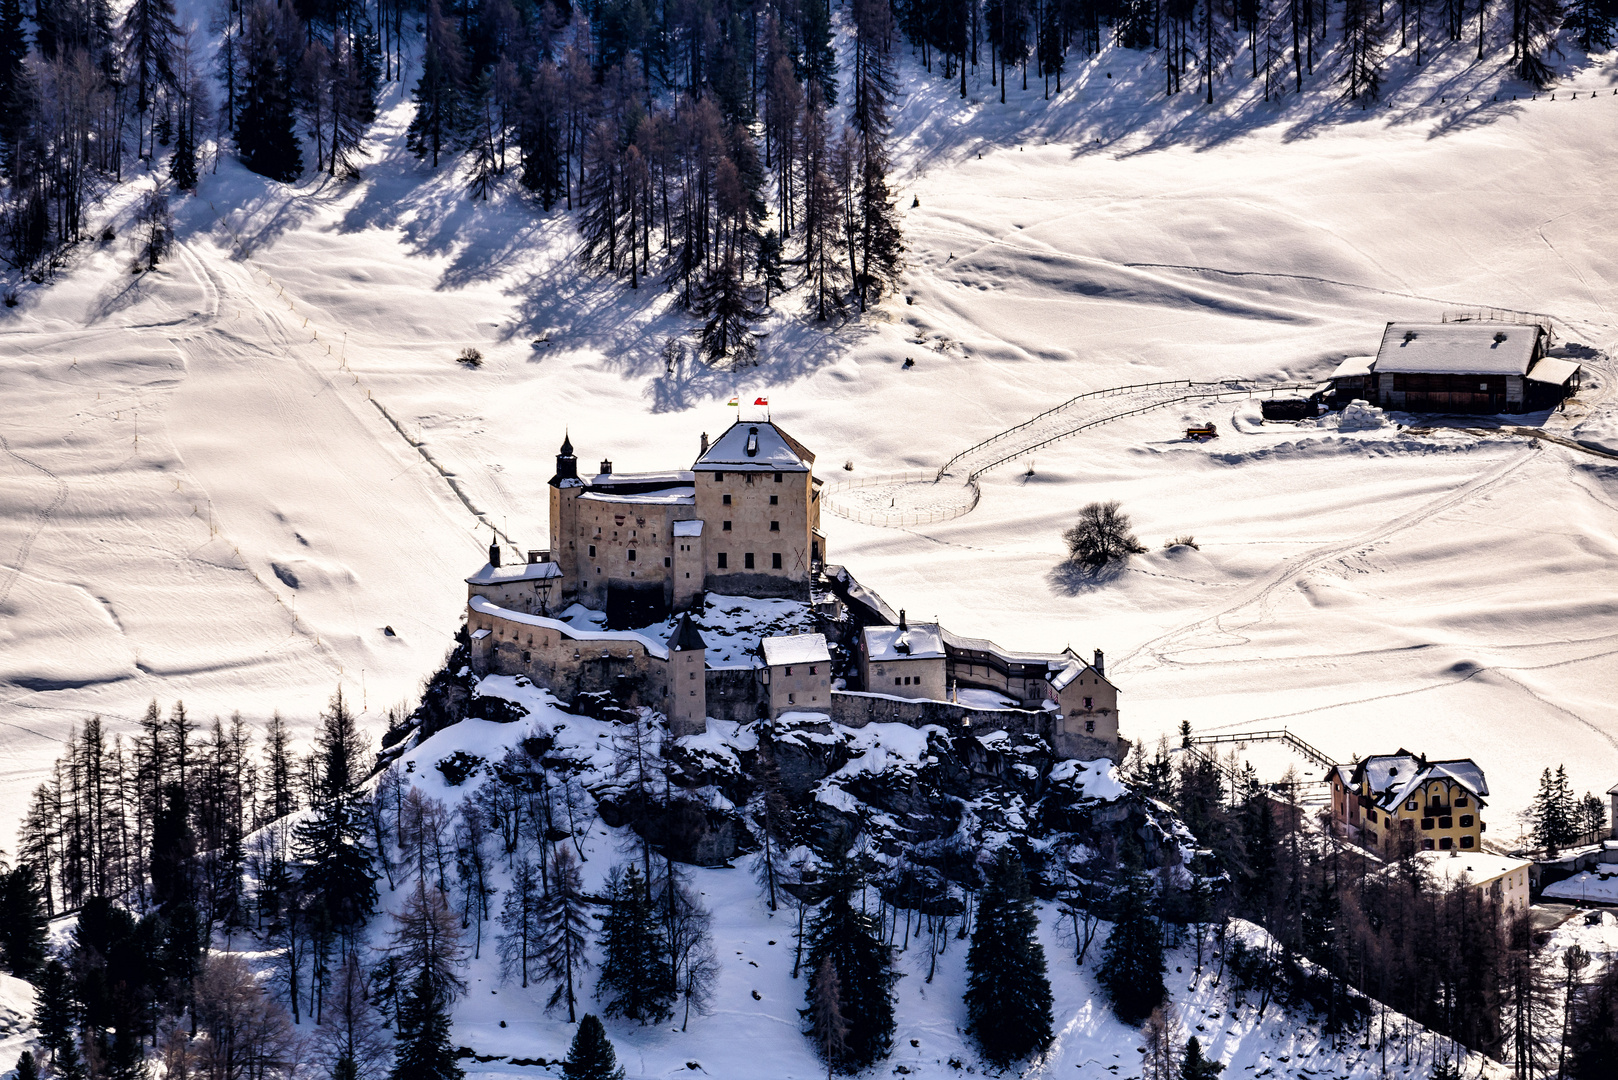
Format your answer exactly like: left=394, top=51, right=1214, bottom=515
left=695, top=420, right=814, bottom=472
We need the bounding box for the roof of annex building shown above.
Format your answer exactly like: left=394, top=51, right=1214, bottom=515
left=468, top=596, right=670, bottom=659
left=864, top=623, right=946, bottom=661
left=1373, top=322, right=1543, bottom=376
left=762, top=633, right=831, bottom=667
left=465, top=560, right=563, bottom=586
left=695, top=420, right=815, bottom=471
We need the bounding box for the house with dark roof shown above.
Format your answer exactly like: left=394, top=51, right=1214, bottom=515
left=1327, top=321, right=1580, bottom=414
left=1328, top=749, right=1490, bottom=858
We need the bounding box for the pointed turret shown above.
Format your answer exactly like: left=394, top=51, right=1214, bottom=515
left=549, top=431, right=579, bottom=486
left=667, top=613, right=707, bottom=738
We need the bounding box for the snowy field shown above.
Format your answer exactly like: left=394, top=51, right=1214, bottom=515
left=5, top=21, right=1618, bottom=846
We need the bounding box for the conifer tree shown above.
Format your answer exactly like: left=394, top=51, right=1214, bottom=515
left=15, top=1050, right=38, bottom=1080
left=536, top=845, right=592, bottom=1022
left=562, top=1015, right=625, bottom=1080
left=801, top=860, right=896, bottom=1070
left=407, top=0, right=464, bottom=167
left=1098, top=861, right=1165, bottom=1025
left=1181, top=1037, right=1224, bottom=1079
left=236, top=0, right=302, bottom=181
left=0, top=865, right=48, bottom=977
left=295, top=792, right=378, bottom=928
left=0, top=0, right=25, bottom=167
left=965, top=854, right=1052, bottom=1066
left=596, top=864, right=673, bottom=1024
left=35, top=959, right=79, bottom=1070
left=387, top=972, right=462, bottom=1080
left=120, top=0, right=180, bottom=158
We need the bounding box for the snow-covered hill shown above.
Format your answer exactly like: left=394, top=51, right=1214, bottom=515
left=4, top=16, right=1618, bottom=843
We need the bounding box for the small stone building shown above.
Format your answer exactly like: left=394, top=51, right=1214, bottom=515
left=761, top=633, right=832, bottom=717
left=859, top=613, right=947, bottom=701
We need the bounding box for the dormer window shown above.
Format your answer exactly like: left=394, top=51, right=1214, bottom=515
left=746, top=427, right=759, bottom=456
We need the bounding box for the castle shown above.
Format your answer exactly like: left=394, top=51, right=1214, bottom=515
left=465, top=418, right=1123, bottom=762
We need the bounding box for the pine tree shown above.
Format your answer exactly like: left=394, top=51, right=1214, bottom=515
left=171, top=115, right=198, bottom=190
left=120, top=0, right=180, bottom=157
left=964, top=854, right=1052, bottom=1066
left=1341, top=0, right=1385, bottom=102
left=236, top=0, right=302, bottom=182
left=561, top=1015, right=625, bottom=1080
left=35, top=959, right=78, bottom=1069
left=387, top=972, right=463, bottom=1080
left=1098, top=861, right=1165, bottom=1025
left=407, top=0, right=464, bottom=167
left=801, top=860, right=896, bottom=1070
left=0, top=865, right=48, bottom=978
left=1181, top=1037, right=1224, bottom=1079
left=15, top=1050, right=38, bottom=1080
left=295, top=793, right=378, bottom=928
left=0, top=0, right=26, bottom=169
left=596, top=864, right=673, bottom=1024
left=536, top=845, right=592, bottom=1022
left=1567, top=0, right=1614, bottom=50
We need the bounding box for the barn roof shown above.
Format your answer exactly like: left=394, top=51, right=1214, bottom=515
left=1527, top=357, right=1581, bottom=385
left=1373, top=322, right=1543, bottom=376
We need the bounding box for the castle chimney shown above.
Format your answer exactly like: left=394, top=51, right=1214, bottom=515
left=600, top=459, right=612, bottom=475
left=700, top=431, right=709, bottom=454
left=489, top=543, right=502, bottom=568
left=898, top=609, right=907, bottom=631
left=1093, top=649, right=1104, bottom=676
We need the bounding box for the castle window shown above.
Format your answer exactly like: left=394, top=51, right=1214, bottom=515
left=1460, top=835, right=1474, bottom=849
left=772, top=553, right=782, bottom=569
left=774, top=473, right=782, bottom=483
left=770, top=495, right=778, bottom=505
left=588, top=545, right=596, bottom=557
left=714, top=471, right=724, bottom=481
left=1084, top=697, right=1093, bottom=709
left=788, top=693, right=795, bottom=704
left=895, top=678, right=901, bottom=686
left=1460, top=815, right=1474, bottom=828
left=810, top=666, right=817, bottom=675
left=723, top=521, right=732, bottom=531
left=744, top=552, right=755, bottom=569
left=628, top=549, right=636, bottom=562
left=690, top=671, right=697, bottom=680
left=717, top=553, right=727, bottom=569
left=1085, top=720, right=1095, bottom=733
left=723, top=494, right=731, bottom=505
left=785, top=667, right=793, bottom=676
left=770, top=521, right=780, bottom=531
left=664, top=557, right=671, bottom=567
left=746, top=474, right=755, bottom=485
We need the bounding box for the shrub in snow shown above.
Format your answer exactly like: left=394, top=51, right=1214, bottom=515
left=1163, top=535, right=1199, bottom=551
left=1063, top=501, right=1147, bottom=569
left=456, top=347, right=483, bottom=367
left=1337, top=399, right=1389, bottom=431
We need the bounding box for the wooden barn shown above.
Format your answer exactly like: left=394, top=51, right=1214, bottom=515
left=1334, top=321, right=1580, bottom=415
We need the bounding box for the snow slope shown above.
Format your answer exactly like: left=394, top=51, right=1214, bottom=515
left=5, top=23, right=1618, bottom=842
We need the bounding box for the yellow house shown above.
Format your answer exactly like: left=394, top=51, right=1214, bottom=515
left=1328, top=750, right=1488, bottom=858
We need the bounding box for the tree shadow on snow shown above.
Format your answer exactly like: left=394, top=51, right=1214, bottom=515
left=1046, top=558, right=1130, bottom=595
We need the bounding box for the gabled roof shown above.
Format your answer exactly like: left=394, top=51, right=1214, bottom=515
left=1352, top=750, right=1489, bottom=812
left=466, top=561, right=563, bottom=586
left=1527, top=357, right=1581, bottom=386
left=1373, top=322, right=1543, bottom=376
left=669, top=613, right=707, bottom=653
left=694, top=420, right=814, bottom=472
left=762, top=633, right=831, bottom=666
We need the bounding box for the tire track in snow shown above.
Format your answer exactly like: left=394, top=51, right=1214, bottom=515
left=0, top=434, right=70, bottom=611
left=1115, top=444, right=1541, bottom=673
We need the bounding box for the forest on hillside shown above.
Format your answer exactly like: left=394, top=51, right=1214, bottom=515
left=0, top=0, right=1608, bottom=353
left=7, top=680, right=1618, bottom=1076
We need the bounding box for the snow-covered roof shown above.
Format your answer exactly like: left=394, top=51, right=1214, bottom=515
left=864, top=623, right=945, bottom=661
left=1330, top=355, right=1376, bottom=380
left=1406, top=851, right=1530, bottom=889
left=465, top=560, right=563, bottom=586
left=694, top=421, right=814, bottom=472
left=762, top=633, right=831, bottom=667
left=1527, top=357, right=1581, bottom=385
left=1356, top=752, right=1489, bottom=811
left=468, top=596, right=669, bottom=659
left=591, top=470, right=695, bottom=486
left=672, top=519, right=704, bottom=537
left=1047, top=660, right=1084, bottom=691
left=1373, top=322, right=1543, bottom=376
left=579, top=487, right=694, bottom=506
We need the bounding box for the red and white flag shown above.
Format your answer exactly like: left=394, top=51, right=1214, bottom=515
left=754, top=396, right=769, bottom=406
